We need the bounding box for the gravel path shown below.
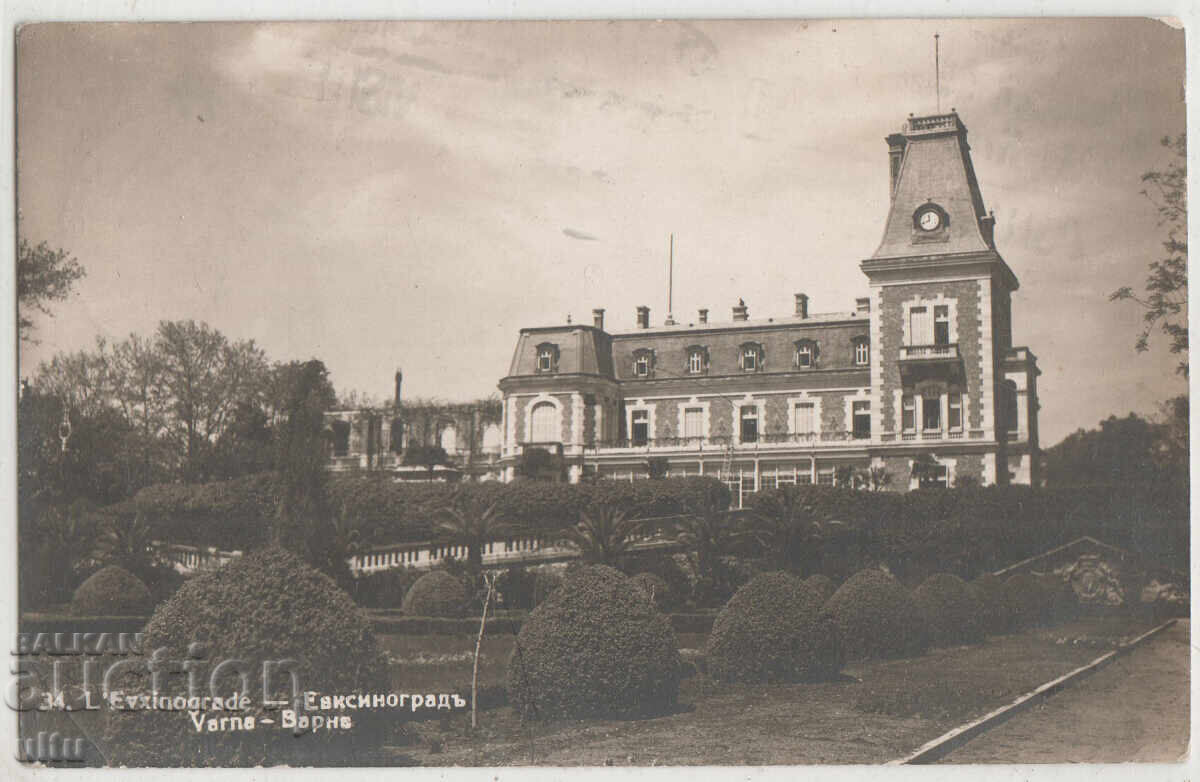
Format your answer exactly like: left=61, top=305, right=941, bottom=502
left=942, top=619, right=1190, bottom=763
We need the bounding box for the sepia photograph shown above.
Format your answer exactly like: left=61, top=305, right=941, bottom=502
left=11, top=15, right=1190, bottom=769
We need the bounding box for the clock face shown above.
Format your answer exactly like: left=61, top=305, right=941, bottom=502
left=918, top=209, right=942, bottom=231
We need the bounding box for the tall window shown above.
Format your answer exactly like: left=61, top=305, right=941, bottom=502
left=631, top=409, right=650, bottom=446
left=530, top=402, right=559, bottom=442
left=854, top=338, right=870, bottom=366
left=901, top=394, right=915, bottom=432
left=535, top=343, right=558, bottom=373
left=793, top=401, right=816, bottom=436
left=852, top=401, right=870, bottom=439
left=632, top=349, right=654, bottom=378
left=795, top=340, right=817, bottom=369
left=909, top=306, right=931, bottom=345
left=934, top=305, right=950, bottom=345
left=948, top=392, right=963, bottom=432
left=683, top=407, right=704, bottom=440
left=739, top=406, right=759, bottom=443
left=688, top=349, right=705, bottom=374
left=922, top=397, right=941, bottom=432
left=740, top=344, right=763, bottom=372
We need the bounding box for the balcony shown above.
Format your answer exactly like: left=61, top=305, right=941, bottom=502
left=899, top=343, right=964, bottom=384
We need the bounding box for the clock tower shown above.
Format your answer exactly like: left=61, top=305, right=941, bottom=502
left=861, top=111, right=1039, bottom=487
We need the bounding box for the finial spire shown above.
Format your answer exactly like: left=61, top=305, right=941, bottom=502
left=934, top=33, right=941, bottom=113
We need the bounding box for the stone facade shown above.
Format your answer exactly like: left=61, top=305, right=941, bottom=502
left=497, top=111, right=1040, bottom=499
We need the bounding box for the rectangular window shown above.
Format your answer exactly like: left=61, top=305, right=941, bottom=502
left=901, top=395, right=915, bottom=432
left=852, top=400, right=871, bottom=439
left=743, top=349, right=758, bottom=372
left=934, top=305, right=950, bottom=346
left=631, top=409, right=649, bottom=446
left=793, top=402, right=815, bottom=435
left=948, top=392, right=963, bottom=431
left=919, top=464, right=949, bottom=489
left=855, top=340, right=870, bottom=365
left=634, top=355, right=650, bottom=377
left=796, top=473, right=813, bottom=485
left=537, top=349, right=553, bottom=372
left=909, top=306, right=931, bottom=345
left=817, top=469, right=835, bottom=486
left=688, top=351, right=704, bottom=374
left=923, top=397, right=941, bottom=431
left=683, top=407, right=704, bottom=439
left=740, top=406, right=758, bottom=443
left=796, top=344, right=813, bottom=368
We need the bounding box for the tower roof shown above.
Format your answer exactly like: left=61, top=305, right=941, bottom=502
left=870, top=112, right=995, bottom=260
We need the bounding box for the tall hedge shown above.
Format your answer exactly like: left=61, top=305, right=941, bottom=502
left=825, top=568, right=929, bottom=660
left=507, top=565, right=680, bottom=719
left=706, top=572, right=842, bottom=682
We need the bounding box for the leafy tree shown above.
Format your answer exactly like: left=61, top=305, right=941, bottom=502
left=404, top=444, right=452, bottom=482
left=1111, top=133, right=1188, bottom=376
left=558, top=503, right=646, bottom=566
left=867, top=466, right=893, bottom=492
left=645, top=457, right=670, bottom=479
left=515, top=447, right=565, bottom=482
left=1044, top=409, right=1185, bottom=487
left=155, top=320, right=270, bottom=480
left=672, top=481, right=738, bottom=604
left=17, top=237, right=85, bottom=342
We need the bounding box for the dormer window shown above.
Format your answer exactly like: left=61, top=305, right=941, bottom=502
left=853, top=337, right=870, bottom=366
left=535, top=343, right=559, bottom=373
left=686, top=346, right=708, bottom=375
left=794, top=339, right=818, bottom=369
left=632, top=348, right=655, bottom=378
left=739, top=342, right=764, bottom=373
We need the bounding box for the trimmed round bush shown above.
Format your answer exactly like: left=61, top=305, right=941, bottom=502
left=825, top=568, right=929, bottom=660
left=705, top=572, right=842, bottom=683
left=97, top=547, right=399, bottom=766
left=507, top=564, right=680, bottom=720
left=968, top=572, right=1010, bottom=634
left=71, top=565, right=154, bottom=616
left=912, top=573, right=985, bottom=646
left=1003, top=572, right=1054, bottom=628
left=804, top=573, right=837, bottom=602
left=401, top=570, right=468, bottom=617
left=631, top=572, right=672, bottom=611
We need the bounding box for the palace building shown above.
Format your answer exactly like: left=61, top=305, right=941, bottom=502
left=497, top=111, right=1040, bottom=500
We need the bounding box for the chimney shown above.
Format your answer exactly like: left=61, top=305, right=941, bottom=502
left=886, top=132, right=907, bottom=199
left=636, top=305, right=650, bottom=329
left=732, top=299, right=749, bottom=322
left=592, top=308, right=605, bottom=330
left=856, top=297, right=870, bottom=316
left=698, top=308, right=708, bottom=324
left=794, top=293, right=809, bottom=319
left=394, top=369, right=403, bottom=407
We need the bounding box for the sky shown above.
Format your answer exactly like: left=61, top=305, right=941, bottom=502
left=16, top=18, right=1187, bottom=447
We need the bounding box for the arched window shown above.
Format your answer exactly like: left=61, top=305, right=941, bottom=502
left=535, top=343, right=559, bottom=373
left=529, top=401, right=560, bottom=443
left=632, top=348, right=655, bottom=378
left=739, top=342, right=764, bottom=372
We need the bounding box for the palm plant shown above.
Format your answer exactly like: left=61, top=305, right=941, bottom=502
left=558, top=503, right=646, bottom=566
left=740, top=488, right=821, bottom=572
left=437, top=488, right=510, bottom=586
left=93, top=510, right=159, bottom=577
left=671, top=483, right=739, bottom=603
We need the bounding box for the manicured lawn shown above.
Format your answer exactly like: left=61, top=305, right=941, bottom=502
left=383, top=615, right=1161, bottom=766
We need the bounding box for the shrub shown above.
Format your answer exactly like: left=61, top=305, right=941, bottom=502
left=495, top=566, right=538, bottom=610
left=70, top=566, right=153, bottom=616
left=96, top=547, right=401, bottom=766
left=968, top=572, right=1009, bottom=634
left=1003, top=572, right=1054, bottom=628
left=507, top=564, right=680, bottom=719
left=1039, top=573, right=1081, bottom=624
left=705, top=572, right=842, bottom=683
left=804, top=573, right=837, bottom=602
left=825, top=568, right=929, bottom=660
left=401, top=570, right=468, bottom=618
left=631, top=572, right=672, bottom=611
left=912, top=573, right=985, bottom=646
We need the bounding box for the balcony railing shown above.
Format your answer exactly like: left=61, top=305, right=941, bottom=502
left=900, top=343, right=960, bottom=360
left=571, top=431, right=865, bottom=454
